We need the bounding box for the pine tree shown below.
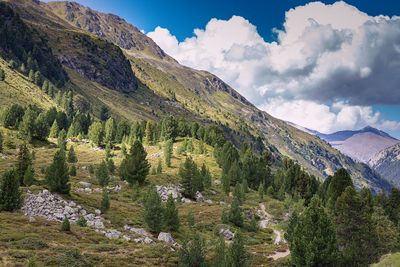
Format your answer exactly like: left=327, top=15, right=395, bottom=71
left=0, top=68, right=5, bottom=81
left=222, top=174, right=230, bottom=195
left=143, top=188, right=164, bottom=233
left=326, top=168, right=353, bottom=208
left=42, top=80, right=49, bottom=93
left=34, top=71, right=42, bottom=86
left=104, top=117, right=115, bottom=144
left=96, top=160, right=110, bottom=187
left=69, top=165, right=77, bottom=176
left=201, top=163, right=212, bottom=189
left=144, top=121, right=154, bottom=145
left=228, top=163, right=241, bottom=186
left=34, top=113, right=49, bottom=141
left=61, top=216, right=71, bottom=232
left=18, top=107, right=36, bottom=142
left=23, top=165, right=35, bottom=186
left=258, top=182, right=264, bottom=201
left=100, top=190, right=110, bottom=213
left=67, top=146, right=78, bottom=163
left=212, top=237, right=227, bottom=267
left=107, top=158, right=115, bottom=174
left=229, top=196, right=244, bottom=227
left=226, top=231, right=248, bottom=267
left=0, top=169, right=22, bottom=211
left=88, top=121, right=104, bottom=146
left=242, top=179, right=249, bottom=193
left=45, top=149, right=70, bottom=194
left=179, top=157, right=199, bottom=198
left=164, top=194, right=180, bottom=231
left=233, top=183, right=245, bottom=205
left=164, top=139, right=173, bottom=167
left=57, top=129, right=67, bottom=150
left=16, top=143, right=32, bottom=185
left=179, top=233, right=206, bottom=267
left=156, top=158, right=162, bottom=174
left=287, top=196, right=338, bottom=267
left=119, top=140, right=150, bottom=185
left=334, top=186, right=376, bottom=266
left=28, top=69, right=34, bottom=81
left=121, top=142, right=127, bottom=157
left=49, top=120, right=59, bottom=138
left=372, top=206, right=399, bottom=256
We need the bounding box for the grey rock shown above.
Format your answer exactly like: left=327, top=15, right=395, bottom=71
left=195, top=191, right=204, bottom=202
left=219, top=228, right=234, bottom=240
left=158, top=232, right=176, bottom=245
left=134, top=237, right=153, bottom=244
left=79, top=182, right=92, bottom=187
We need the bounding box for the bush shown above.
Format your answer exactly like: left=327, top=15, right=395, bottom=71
left=77, top=216, right=87, bottom=227
left=14, top=237, right=48, bottom=250
left=61, top=216, right=70, bottom=232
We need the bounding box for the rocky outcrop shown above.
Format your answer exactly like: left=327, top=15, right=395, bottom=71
left=158, top=232, right=176, bottom=246
left=22, top=190, right=104, bottom=229
left=156, top=185, right=182, bottom=202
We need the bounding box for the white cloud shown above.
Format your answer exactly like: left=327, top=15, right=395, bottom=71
left=147, top=1, right=400, bottom=133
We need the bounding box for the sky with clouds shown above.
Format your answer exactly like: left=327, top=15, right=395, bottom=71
left=45, top=0, right=400, bottom=137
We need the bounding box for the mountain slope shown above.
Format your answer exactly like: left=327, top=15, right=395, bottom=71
left=2, top=0, right=392, bottom=191
left=317, top=126, right=399, bottom=163
left=369, top=143, right=400, bottom=187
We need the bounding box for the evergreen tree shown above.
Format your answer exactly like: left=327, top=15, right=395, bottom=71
left=201, top=163, right=212, bottom=189
left=34, top=71, right=42, bottom=86
left=23, top=165, right=35, bottom=186
left=28, top=69, right=34, bottom=81
left=386, top=188, right=400, bottom=225
left=258, top=182, right=264, bottom=201
left=334, top=187, right=377, bottom=266
left=69, top=165, right=77, bottom=176
left=212, top=237, right=227, bottom=267
left=233, top=183, right=245, bottom=205
left=45, top=149, right=70, bottom=194
left=99, top=106, right=110, bottom=121
left=42, top=80, right=49, bottom=93
left=179, top=157, right=199, bottom=198
left=0, top=169, right=22, bottom=211
left=226, top=232, right=248, bottom=267
left=164, top=139, right=173, bottom=167
left=143, top=188, right=164, bottom=233
left=100, top=190, right=110, bottom=213
left=61, top=216, right=70, bottom=232
left=49, top=120, right=59, bottom=138
left=156, top=158, right=162, bottom=174
left=242, top=179, right=249, bottom=194
left=34, top=113, right=49, bottom=141
left=179, top=233, right=206, bottom=267
left=16, top=143, right=32, bottom=185
left=96, top=160, right=110, bottom=187
left=67, top=146, right=78, bottom=163
left=372, top=206, right=399, bottom=256
left=287, top=196, right=338, bottom=267
left=144, top=121, right=154, bottom=145
left=104, top=117, right=115, bottom=144
left=57, top=129, right=67, bottom=150
left=228, top=163, right=241, bottom=186
left=229, top=196, right=244, bottom=227
left=326, top=168, right=353, bottom=208
left=187, top=210, right=195, bottom=227
left=88, top=121, right=104, bottom=146
left=18, top=106, right=36, bottom=142
left=222, top=174, right=230, bottom=195
left=119, top=140, right=150, bottom=185
left=0, top=68, right=5, bottom=81
left=164, top=194, right=180, bottom=231
left=107, top=158, right=115, bottom=174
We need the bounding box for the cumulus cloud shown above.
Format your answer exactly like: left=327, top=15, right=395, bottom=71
left=147, top=1, right=400, bottom=133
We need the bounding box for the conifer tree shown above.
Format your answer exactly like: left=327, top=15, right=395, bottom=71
left=233, top=183, right=245, bottom=205
left=23, top=165, right=35, bottom=186
left=28, top=69, right=34, bottom=81
left=57, top=129, right=67, bottom=150
left=226, top=232, right=248, bottom=267
left=67, top=146, right=78, bottom=163
left=287, top=196, right=338, bottom=267
left=228, top=163, right=241, bottom=186
left=61, top=216, right=70, bottom=232
left=88, top=121, right=104, bottom=146
left=18, top=107, right=36, bottom=142
left=42, top=80, right=49, bottom=93
left=372, top=206, right=399, bottom=256
left=49, top=120, right=59, bottom=138
left=119, top=140, right=150, bottom=185
left=121, top=142, right=127, bottom=157
left=144, top=121, right=154, bottom=145
left=179, top=157, right=199, bottom=198
left=229, top=196, right=244, bottom=227
left=0, top=169, right=22, bottom=211
left=0, top=131, right=3, bottom=153
left=326, top=168, right=353, bottom=208
left=222, top=174, right=230, bottom=195
left=96, top=160, right=110, bottom=187
left=164, top=139, right=173, bottom=167
left=212, top=237, right=227, bottom=267
left=187, top=210, right=195, bottom=227
left=156, top=158, right=162, bottom=174
left=258, top=182, right=264, bottom=201
left=143, top=188, right=164, bottom=233
left=201, top=163, right=212, bottom=189
left=179, top=233, right=206, bottom=267
left=104, top=117, right=115, bottom=144
left=34, top=113, right=49, bottom=141
left=164, top=194, right=180, bottom=231
left=101, top=190, right=110, bottom=213
left=69, top=165, right=77, bottom=176
left=45, top=149, right=70, bottom=194
left=16, top=143, right=32, bottom=185
left=334, top=186, right=376, bottom=266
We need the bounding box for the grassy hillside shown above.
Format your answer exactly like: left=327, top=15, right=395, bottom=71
left=0, top=129, right=291, bottom=266
left=372, top=253, right=400, bottom=267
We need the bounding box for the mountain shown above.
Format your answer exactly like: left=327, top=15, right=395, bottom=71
left=317, top=126, right=399, bottom=163
left=0, top=0, right=391, bottom=191
left=369, top=143, right=400, bottom=187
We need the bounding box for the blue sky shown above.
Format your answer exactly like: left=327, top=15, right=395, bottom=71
left=52, top=0, right=400, bottom=138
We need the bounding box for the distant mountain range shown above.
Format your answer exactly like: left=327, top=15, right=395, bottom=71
left=288, top=122, right=400, bottom=186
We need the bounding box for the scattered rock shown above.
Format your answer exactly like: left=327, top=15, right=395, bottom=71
left=105, top=229, right=121, bottom=239
left=214, top=180, right=221, bottom=186
left=156, top=185, right=182, bottom=201
left=158, top=232, right=176, bottom=245
left=122, top=235, right=131, bottom=242
left=28, top=216, right=36, bottom=223
left=79, top=182, right=91, bottom=188
left=205, top=199, right=213, bottom=204
left=181, top=197, right=192, bottom=203
left=124, top=225, right=151, bottom=237
left=219, top=228, right=234, bottom=240
left=134, top=237, right=154, bottom=244
left=195, top=191, right=204, bottom=202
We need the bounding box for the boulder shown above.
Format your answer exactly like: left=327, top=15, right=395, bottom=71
left=134, top=237, right=154, bottom=244
left=105, top=229, right=121, bottom=239
left=156, top=185, right=182, bottom=202
left=158, top=232, right=176, bottom=245
left=79, top=182, right=92, bottom=188
left=124, top=225, right=151, bottom=237
left=195, top=191, right=204, bottom=202
left=219, top=228, right=234, bottom=240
